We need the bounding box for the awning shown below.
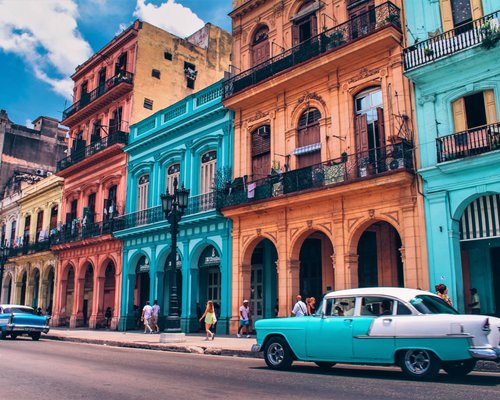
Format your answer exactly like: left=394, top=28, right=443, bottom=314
left=293, top=142, right=321, bottom=155
left=460, top=194, right=500, bottom=241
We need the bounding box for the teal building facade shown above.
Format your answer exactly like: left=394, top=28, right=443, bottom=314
left=404, top=0, right=500, bottom=314
left=114, top=82, right=234, bottom=332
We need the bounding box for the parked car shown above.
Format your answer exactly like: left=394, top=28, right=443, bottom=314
left=0, top=304, right=50, bottom=341
left=251, top=288, right=500, bottom=380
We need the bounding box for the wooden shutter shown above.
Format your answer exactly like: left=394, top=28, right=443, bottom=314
left=355, top=114, right=369, bottom=156
left=311, top=13, right=318, bottom=37
left=471, top=0, right=483, bottom=20
left=440, top=0, right=454, bottom=31
left=483, top=90, right=498, bottom=124
left=452, top=97, right=467, bottom=132
left=376, top=107, right=386, bottom=148
left=292, top=24, right=300, bottom=47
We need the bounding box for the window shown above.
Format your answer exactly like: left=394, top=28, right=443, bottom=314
left=410, top=295, right=458, bottom=315
left=152, top=69, right=161, bottom=79
left=98, top=67, right=107, bottom=92
left=440, top=0, right=483, bottom=31
left=184, top=62, right=197, bottom=89
left=296, top=108, right=321, bottom=168
left=348, top=0, right=375, bottom=40
left=0, top=224, right=5, bottom=246
left=104, top=185, right=117, bottom=220
left=292, top=1, right=318, bottom=46
left=50, top=206, right=58, bottom=231
left=9, top=220, right=16, bottom=246
left=115, top=52, right=127, bottom=75
left=109, top=107, right=123, bottom=134
left=137, top=174, right=150, bottom=211
left=252, top=25, right=270, bottom=66
left=91, top=120, right=101, bottom=143
left=167, top=163, right=181, bottom=194
left=360, top=297, right=394, bottom=316
left=325, top=297, right=356, bottom=316
left=23, top=215, right=31, bottom=245
left=200, top=151, right=217, bottom=194
left=164, top=51, right=173, bottom=60
left=251, top=125, right=271, bottom=180
left=35, top=211, right=44, bottom=242
left=396, top=301, right=413, bottom=315
left=144, top=98, right=153, bottom=110
left=452, top=90, right=498, bottom=132
left=208, top=268, right=221, bottom=304
left=80, top=81, right=88, bottom=101
left=85, top=193, right=96, bottom=224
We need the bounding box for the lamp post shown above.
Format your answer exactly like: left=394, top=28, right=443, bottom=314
left=0, top=246, right=8, bottom=303
left=160, top=177, right=189, bottom=333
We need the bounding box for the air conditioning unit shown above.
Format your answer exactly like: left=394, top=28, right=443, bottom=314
left=35, top=168, right=45, bottom=176
left=386, top=158, right=405, bottom=170
left=46, top=171, right=53, bottom=176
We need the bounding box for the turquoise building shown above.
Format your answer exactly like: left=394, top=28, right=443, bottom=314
left=113, top=82, right=234, bottom=332
left=404, top=1, right=500, bottom=314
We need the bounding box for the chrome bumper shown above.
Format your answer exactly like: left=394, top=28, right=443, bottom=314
left=251, top=344, right=262, bottom=352
left=7, top=324, right=50, bottom=334
left=469, top=347, right=500, bottom=361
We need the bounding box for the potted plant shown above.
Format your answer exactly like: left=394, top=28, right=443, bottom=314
left=480, top=21, right=500, bottom=49
left=385, top=13, right=400, bottom=25
left=341, top=152, right=348, bottom=163
left=424, top=47, right=434, bottom=57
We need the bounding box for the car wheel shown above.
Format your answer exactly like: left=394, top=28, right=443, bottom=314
left=264, top=337, right=293, bottom=370
left=315, top=362, right=336, bottom=370
left=442, top=359, right=476, bottom=377
left=30, top=332, right=41, bottom=341
left=400, top=349, right=440, bottom=380
left=0, top=331, right=7, bottom=340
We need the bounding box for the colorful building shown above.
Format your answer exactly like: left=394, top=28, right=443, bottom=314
left=404, top=0, right=500, bottom=314
left=219, top=0, right=428, bottom=330
left=51, top=20, right=231, bottom=329
left=113, top=81, right=233, bottom=333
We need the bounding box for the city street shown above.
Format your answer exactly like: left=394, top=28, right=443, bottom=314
left=0, top=339, right=499, bottom=400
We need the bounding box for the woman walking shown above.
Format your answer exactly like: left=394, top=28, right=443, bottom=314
left=199, top=300, right=217, bottom=341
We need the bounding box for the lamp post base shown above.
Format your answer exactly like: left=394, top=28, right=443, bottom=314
left=159, top=332, right=186, bottom=343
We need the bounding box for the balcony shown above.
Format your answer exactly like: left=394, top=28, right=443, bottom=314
left=57, top=131, right=128, bottom=172
left=7, top=239, right=51, bottom=258
left=403, top=10, right=500, bottom=71
left=218, top=141, right=414, bottom=209
left=436, top=122, right=500, bottom=163
left=62, top=71, right=133, bottom=125
left=112, top=192, right=216, bottom=232
left=223, top=2, right=401, bottom=98
left=51, top=219, right=116, bottom=246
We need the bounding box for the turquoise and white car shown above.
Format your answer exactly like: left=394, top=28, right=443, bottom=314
left=0, top=305, right=50, bottom=341
left=252, top=288, right=500, bottom=380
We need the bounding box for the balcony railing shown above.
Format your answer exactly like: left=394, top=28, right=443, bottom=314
left=112, top=192, right=217, bottom=232
left=436, top=122, right=500, bottom=163
left=51, top=219, right=116, bottom=245
left=7, top=239, right=51, bottom=258
left=57, top=131, right=128, bottom=171
left=62, top=71, right=134, bottom=120
left=217, top=141, right=414, bottom=209
left=223, top=2, right=400, bottom=98
left=403, top=10, right=500, bottom=70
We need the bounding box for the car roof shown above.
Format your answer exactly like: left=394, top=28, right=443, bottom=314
left=0, top=304, right=34, bottom=309
left=324, top=287, right=436, bottom=302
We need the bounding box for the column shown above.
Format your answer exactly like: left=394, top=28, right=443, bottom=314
left=343, top=253, right=359, bottom=289
left=71, top=276, right=85, bottom=328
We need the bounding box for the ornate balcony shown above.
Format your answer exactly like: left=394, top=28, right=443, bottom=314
left=57, top=131, right=128, bottom=172
left=62, top=71, right=133, bottom=125
left=223, top=2, right=401, bottom=98
left=51, top=219, right=116, bottom=246
left=7, top=239, right=51, bottom=258
left=218, top=141, right=414, bottom=209
left=403, top=10, right=500, bottom=71
left=436, top=122, right=500, bottom=163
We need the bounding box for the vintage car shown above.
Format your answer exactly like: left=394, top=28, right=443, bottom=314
left=251, top=288, right=500, bottom=380
left=0, top=304, right=50, bottom=340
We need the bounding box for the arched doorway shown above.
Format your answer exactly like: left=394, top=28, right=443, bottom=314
left=164, top=251, right=182, bottom=319
left=65, top=267, right=75, bottom=326
left=296, top=107, right=321, bottom=168
left=458, top=194, right=500, bottom=315
left=83, top=264, right=94, bottom=326
left=46, top=268, right=55, bottom=314
left=103, top=261, right=116, bottom=318
left=135, top=255, right=150, bottom=309
left=252, top=25, right=269, bottom=65
left=292, top=0, right=318, bottom=46
left=20, top=271, right=27, bottom=305
left=2, top=273, right=13, bottom=303
left=31, top=268, right=40, bottom=308
left=298, top=231, right=334, bottom=301
left=357, top=221, right=403, bottom=288
left=250, top=239, right=278, bottom=322
left=198, top=245, right=221, bottom=321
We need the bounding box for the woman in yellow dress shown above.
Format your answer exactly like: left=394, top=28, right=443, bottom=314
left=199, top=300, right=216, bottom=340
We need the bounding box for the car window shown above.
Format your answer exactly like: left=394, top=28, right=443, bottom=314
left=325, top=297, right=356, bottom=316
left=360, top=297, right=394, bottom=316
left=3, top=307, right=37, bottom=315
left=396, top=301, right=413, bottom=315
left=410, top=295, right=459, bottom=315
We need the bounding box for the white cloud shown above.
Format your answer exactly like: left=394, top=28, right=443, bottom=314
left=0, top=0, right=93, bottom=99
left=25, top=119, right=33, bottom=128
left=133, top=0, right=205, bottom=38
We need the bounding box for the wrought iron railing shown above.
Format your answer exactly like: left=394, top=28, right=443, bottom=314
left=217, top=141, right=414, bottom=209
left=56, top=131, right=128, bottom=171
left=112, top=192, right=217, bottom=232
left=7, top=239, right=51, bottom=257
left=51, top=220, right=116, bottom=245
left=436, top=122, right=500, bottom=163
left=403, top=10, right=500, bottom=70
left=62, top=71, right=134, bottom=120
left=223, top=2, right=400, bottom=98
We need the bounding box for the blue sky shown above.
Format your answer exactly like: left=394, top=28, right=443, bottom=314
left=0, top=0, right=232, bottom=127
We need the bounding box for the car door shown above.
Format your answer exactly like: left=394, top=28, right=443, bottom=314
left=306, top=297, right=356, bottom=362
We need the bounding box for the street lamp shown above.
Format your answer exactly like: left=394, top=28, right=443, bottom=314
left=160, top=177, right=189, bottom=333
left=0, top=246, right=8, bottom=303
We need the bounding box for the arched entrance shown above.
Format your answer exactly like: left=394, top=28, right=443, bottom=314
left=135, top=255, right=150, bottom=309
left=103, top=261, right=116, bottom=318
left=83, top=264, right=94, bottom=326
left=356, top=221, right=403, bottom=287
left=20, top=271, right=27, bottom=305
left=198, top=245, right=221, bottom=320
left=31, top=268, right=40, bottom=308
left=252, top=25, right=270, bottom=66
left=45, top=268, right=55, bottom=314
left=250, top=239, right=278, bottom=322
left=65, top=267, right=75, bottom=326
left=164, top=251, right=182, bottom=319
left=458, top=194, right=500, bottom=315
left=2, top=273, right=13, bottom=303
left=298, top=231, right=334, bottom=301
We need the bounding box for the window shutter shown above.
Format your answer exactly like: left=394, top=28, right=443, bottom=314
left=292, top=24, right=300, bottom=47
left=471, top=0, right=483, bottom=20
left=376, top=107, right=386, bottom=148
left=66, top=213, right=71, bottom=224
left=440, top=0, right=454, bottom=31
left=452, top=97, right=467, bottom=132
left=483, top=90, right=498, bottom=125
left=311, top=13, right=318, bottom=37
left=355, top=114, right=369, bottom=155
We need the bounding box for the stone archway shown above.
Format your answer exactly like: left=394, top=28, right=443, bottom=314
left=82, top=264, right=94, bottom=327
left=1, top=272, right=13, bottom=303
left=30, top=268, right=41, bottom=308
left=20, top=270, right=27, bottom=305
left=135, top=255, right=151, bottom=310
left=64, top=266, right=76, bottom=326
left=44, top=267, right=55, bottom=315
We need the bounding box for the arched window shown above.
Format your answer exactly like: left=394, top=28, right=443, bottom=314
left=200, top=151, right=217, bottom=194
left=167, top=163, right=181, bottom=195
left=137, top=174, right=150, bottom=212
left=252, top=25, right=270, bottom=66
left=354, top=87, right=384, bottom=155
left=35, top=210, right=44, bottom=242
left=292, top=1, right=318, bottom=46
left=295, top=108, right=321, bottom=168
left=251, top=125, right=271, bottom=180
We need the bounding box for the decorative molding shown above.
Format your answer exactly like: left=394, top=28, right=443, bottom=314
left=292, top=91, right=326, bottom=114
left=347, top=217, right=361, bottom=232
left=290, top=227, right=300, bottom=240
left=247, top=110, right=270, bottom=123
left=267, top=231, right=277, bottom=243
left=256, top=228, right=262, bottom=236
left=368, top=209, right=375, bottom=218
left=348, top=67, right=381, bottom=84
left=307, top=220, right=313, bottom=229
left=417, top=94, right=436, bottom=105
left=381, top=210, right=399, bottom=225
left=318, top=222, right=332, bottom=235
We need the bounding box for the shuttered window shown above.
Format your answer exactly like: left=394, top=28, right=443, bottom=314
left=452, top=90, right=498, bottom=132
left=251, top=125, right=271, bottom=180
left=167, top=163, right=181, bottom=194
left=460, top=194, right=500, bottom=241
left=137, top=174, right=150, bottom=211
left=200, top=151, right=217, bottom=194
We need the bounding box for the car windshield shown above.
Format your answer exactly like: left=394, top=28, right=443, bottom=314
left=3, top=307, right=37, bottom=315
left=410, top=295, right=459, bottom=315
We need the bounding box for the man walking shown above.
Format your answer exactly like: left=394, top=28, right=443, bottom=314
left=291, top=295, right=307, bottom=317
left=237, top=299, right=251, bottom=338
left=141, top=300, right=153, bottom=334
left=151, top=299, right=160, bottom=333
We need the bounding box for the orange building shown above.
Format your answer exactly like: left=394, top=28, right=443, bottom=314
left=220, top=0, right=428, bottom=330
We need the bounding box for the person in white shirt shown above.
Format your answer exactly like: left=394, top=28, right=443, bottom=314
left=237, top=300, right=251, bottom=338
left=291, top=295, right=307, bottom=317
left=141, top=300, right=153, bottom=334
left=151, top=299, right=160, bottom=333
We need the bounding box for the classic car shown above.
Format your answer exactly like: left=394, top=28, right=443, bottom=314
left=0, top=304, right=50, bottom=341
left=251, top=288, right=500, bottom=380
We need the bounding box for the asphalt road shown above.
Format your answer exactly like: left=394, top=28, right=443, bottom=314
left=0, top=338, right=499, bottom=400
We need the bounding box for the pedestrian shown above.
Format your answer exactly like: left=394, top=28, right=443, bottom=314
left=151, top=300, right=160, bottom=333
left=199, top=300, right=216, bottom=340
left=307, top=297, right=317, bottom=316
left=468, top=288, right=481, bottom=314
left=435, top=283, right=452, bottom=306
left=36, top=307, right=43, bottom=316
left=141, top=300, right=153, bottom=334
left=105, top=307, right=112, bottom=328
left=291, top=295, right=307, bottom=317
left=133, top=305, right=141, bottom=328
left=237, top=299, right=251, bottom=338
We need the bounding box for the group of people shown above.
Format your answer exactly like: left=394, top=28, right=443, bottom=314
left=141, top=300, right=161, bottom=334
left=435, top=283, right=481, bottom=314
left=291, top=295, right=317, bottom=317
